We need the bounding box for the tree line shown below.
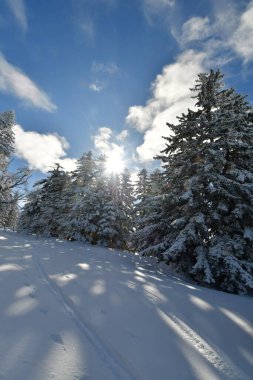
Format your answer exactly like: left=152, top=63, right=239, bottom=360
left=2, top=70, right=253, bottom=294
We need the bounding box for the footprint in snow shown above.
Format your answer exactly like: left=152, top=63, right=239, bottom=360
left=39, top=307, right=48, bottom=314
left=50, top=333, right=66, bottom=350
left=22, top=359, right=31, bottom=365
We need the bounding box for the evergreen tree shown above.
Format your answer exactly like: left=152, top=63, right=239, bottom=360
left=0, top=111, right=14, bottom=166
left=151, top=69, right=253, bottom=293
left=17, top=187, right=42, bottom=234
left=97, top=172, right=133, bottom=249
left=119, top=169, right=135, bottom=247
left=0, top=111, right=29, bottom=229
left=132, top=168, right=164, bottom=254
left=19, top=164, right=69, bottom=237
left=63, top=152, right=97, bottom=241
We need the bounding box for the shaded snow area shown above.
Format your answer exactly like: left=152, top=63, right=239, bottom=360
left=0, top=231, right=253, bottom=380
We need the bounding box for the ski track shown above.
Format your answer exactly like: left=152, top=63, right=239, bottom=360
left=157, top=308, right=250, bottom=380
left=33, top=248, right=140, bottom=380
left=2, top=232, right=251, bottom=380
left=142, top=286, right=249, bottom=380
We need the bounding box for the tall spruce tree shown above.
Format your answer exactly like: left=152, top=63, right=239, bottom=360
left=65, top=151, right=98, bottom=241
left=0, top=111, right=29, bottom=229
left=17, top=187, right=42, bottom=234
left=150, top=69, right=253, bottom=293
left=119, top=169, right=134, bottom=248
left=132, top=168, right=164, bottom=254
left=97, top=171, right=133, bottom=249
left=19, top=164, right=69, bottom=237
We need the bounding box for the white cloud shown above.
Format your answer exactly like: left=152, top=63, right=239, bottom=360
left=79, top=17, right=95, bottom=40
left=179, top=1, right=252, bottom=65
left=14, top=125, right=77, bottom=173
left=91, top=61, right=119, bottom=75
left=130, top=2, right=253, bottom=163
left=89, top=82, right=103, bottom=92
left=231, top=1, right=253, bottom=62
left=93, top=126, right=124, bottom=161
left=89, top=62, right=119, bottom=93
left=142, top=0, right=175, bottom=18
left=0, top=53, right=57, bottom=112
left=181, top=17, right=212, bottom=44
left=6, top=0, right=27, bottom=31
left=77, top=1, right=116, bottom=41
left=93, top=127, right=112, bottom=153
left=126, top=50, right=207, bottom=162
left=117, top=130, right=128, bottom=142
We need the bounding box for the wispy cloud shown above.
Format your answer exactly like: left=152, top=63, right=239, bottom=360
left=231, top=0, right=253, bottom=62
left=74, top=0, right=116, bottom=42
left=93, top=127, right=113, bottom=153
left=5, top=0, right=27, bottom=31
left=179, top=1, right=253, bottom=64
left=14, top=125, right=77, bottom=173
left=89, top=82, right=103, bottom=92
left=93, top=126, right=124, bottom=159
left=79, top=17, right=95, bottom=41
left=89, top=61, right=119, bottom=92
left=127, top=1, right=253, bottom=165
left=141, top=0, right=175, bottom=22
left=181, top=17, right=212, bottom=44
left=0, top=53, right=57, bottom=112
left=91, top=61, right=119, bottom=75
left=117, top=129, right=128, bottom=142
left=126, top=50, right=207, bottom=162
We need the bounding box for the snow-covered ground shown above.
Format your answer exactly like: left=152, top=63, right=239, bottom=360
left=0, top=230, right=252, bottom=380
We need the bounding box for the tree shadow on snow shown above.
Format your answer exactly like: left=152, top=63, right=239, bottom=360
left=0, top=230, right=253, bottom=380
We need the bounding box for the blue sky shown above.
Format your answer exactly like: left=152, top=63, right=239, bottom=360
left=1, top=0, right=253, bottom=179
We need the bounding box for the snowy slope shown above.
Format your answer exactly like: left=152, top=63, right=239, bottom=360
left=0, top=230, right=252, bottom=380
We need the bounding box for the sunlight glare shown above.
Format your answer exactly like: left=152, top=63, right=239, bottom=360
left=105, top=151, right=125, bottom=174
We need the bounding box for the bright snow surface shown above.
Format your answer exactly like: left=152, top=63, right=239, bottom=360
left=0, top=230, right=252, bottom=380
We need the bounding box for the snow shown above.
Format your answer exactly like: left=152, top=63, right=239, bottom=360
left=0, top=230, right=253, bottom=380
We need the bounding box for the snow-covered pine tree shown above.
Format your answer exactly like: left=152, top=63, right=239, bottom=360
left=4, top=191, right=19, bottom=230
left=96, top=166, right=121, bottom=247
left=132, top=169, right=151, bottom=251
left=17, top=186, right=42, bottom=234
left=97, top=196, right=121, bottom=248
left=0, top=111, right=29, bottom=229
left=0, top=111, right=15, bottom=227
left=153, top=69, right=253, bottom=293
left=0, top=111, right=14, bottom=165
left=39, top=164, right=70, bottom=237
left=119, top=169, right=135, bottom=248
left=19, top=164, right=69, bottom=237
left=96, top=171, right=133, bottom=249
left=83, top=154, right=108, bottom=244
left=132, top=168, right=164, bottom=255
left=63, top=151, right=97, bottom=241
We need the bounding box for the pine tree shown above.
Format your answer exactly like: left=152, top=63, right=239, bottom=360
left=132, top=168, right=164, bottom=255
left=119, top=169, right=135, bottom=248
left=0, top=111, right=14, bottom=166
left=17, top=187, right=42, bottom=234
left=152, top=69, right=253, bottom=293
left=0, top=111, right=29, bottom=229
left=97, top=171, right=133, bottom=249
left=62, top=152, right=97, bottom=241
left=19, top=164, right=69, bottom=237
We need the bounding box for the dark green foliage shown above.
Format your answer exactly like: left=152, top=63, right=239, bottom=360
left=149, top=70, right=253, bottom=293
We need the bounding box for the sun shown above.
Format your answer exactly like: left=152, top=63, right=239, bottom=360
left=105, top=151, right=125, bottom=174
